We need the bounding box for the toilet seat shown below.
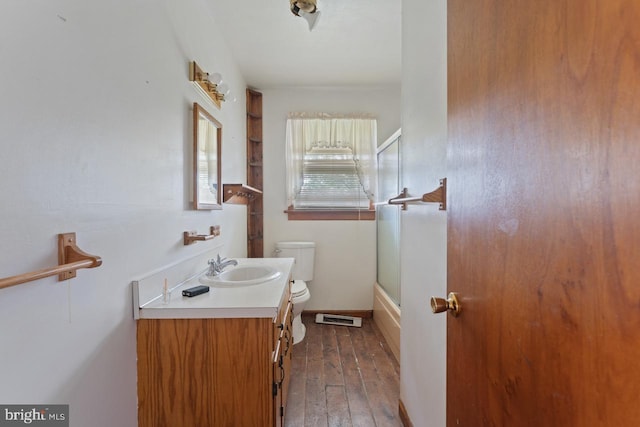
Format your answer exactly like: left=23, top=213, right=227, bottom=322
left=291, top=279, right=308, bottom=298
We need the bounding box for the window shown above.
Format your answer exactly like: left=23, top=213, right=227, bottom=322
left=285, top=113, right=377, bottom=220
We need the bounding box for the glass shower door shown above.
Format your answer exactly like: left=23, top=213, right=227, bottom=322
left=376, top=131, right=401, bottom=306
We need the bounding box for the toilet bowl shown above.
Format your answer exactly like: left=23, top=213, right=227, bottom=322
left=290, top=279, right=311, bottom=344
left=275, top=241, right=316, bottom=344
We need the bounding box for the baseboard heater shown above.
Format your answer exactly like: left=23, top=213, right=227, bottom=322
left=315, top=313, right=362, bottom=328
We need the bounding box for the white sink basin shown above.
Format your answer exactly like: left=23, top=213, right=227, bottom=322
left=199, top=265, right=281, bottom=287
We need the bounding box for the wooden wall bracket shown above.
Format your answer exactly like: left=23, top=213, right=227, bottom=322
left=0, top=232, right=102, bottom=290
left=422, top=178, right=447, bottom=210
left=183, top=226, right=221, bottom=245
left=58, top=232, right=103, bottom=280
left=387, top=178, right=447, bottom=210
left=222, top=184, right=263, bottom=205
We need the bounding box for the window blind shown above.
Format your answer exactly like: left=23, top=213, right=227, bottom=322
left=293, top=146, right=370, bottom=209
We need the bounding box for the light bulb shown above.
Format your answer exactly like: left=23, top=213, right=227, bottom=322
left=207, top=72, right=222, bottom=85
left=218, top=83, right=230, bottom=95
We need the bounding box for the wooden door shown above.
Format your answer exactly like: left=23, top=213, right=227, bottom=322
left=447, top=0, right=640, bottom=425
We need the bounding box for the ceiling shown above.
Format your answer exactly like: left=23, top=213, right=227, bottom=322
left=205, top=0, right=401, bottom=89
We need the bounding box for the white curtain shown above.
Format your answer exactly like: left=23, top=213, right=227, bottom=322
left=285, top=113, right=377, bottom=208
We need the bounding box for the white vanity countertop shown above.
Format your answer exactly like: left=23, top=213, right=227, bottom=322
left=136, top=258, right=294, bottom=320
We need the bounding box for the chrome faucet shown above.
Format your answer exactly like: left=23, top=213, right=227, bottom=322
left=207, top=254, right=238, bottom=276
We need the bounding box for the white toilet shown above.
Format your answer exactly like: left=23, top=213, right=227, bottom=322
left=275, top=241, right=315, bottom=344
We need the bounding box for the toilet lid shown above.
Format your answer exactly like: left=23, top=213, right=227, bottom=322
left=291, top=280, right=307, bottom=297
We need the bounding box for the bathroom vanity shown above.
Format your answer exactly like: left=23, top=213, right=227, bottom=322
left=134, top=258, right=294, bottom=427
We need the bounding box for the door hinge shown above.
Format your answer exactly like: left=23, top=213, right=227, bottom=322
left=280, top=406, right=284, bottom=417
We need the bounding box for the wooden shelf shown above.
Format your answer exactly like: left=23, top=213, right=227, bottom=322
left=223, top=184, right=263, bottom=205
left=246, top=89, right=264, bottom=258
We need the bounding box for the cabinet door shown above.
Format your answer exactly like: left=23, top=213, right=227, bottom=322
left=272, top=339, right=284, bottom=427
left=281, top=300, right=293, bottom=408
left=137, top=318, right=273, bottom=427
left=273, top=300, right=292, bottom=426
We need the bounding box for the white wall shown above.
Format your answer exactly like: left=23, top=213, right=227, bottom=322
left=400, top=0, right=448, bottom=425
left=260, top=87, right=400, bottom=311
left=0, top=1, right=247, bottom=426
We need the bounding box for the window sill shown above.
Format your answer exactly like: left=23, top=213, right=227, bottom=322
left=284, top=207, right=376, bottom=221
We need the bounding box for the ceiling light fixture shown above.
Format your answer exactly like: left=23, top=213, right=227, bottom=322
left=290, top=0, right=320, bottom=31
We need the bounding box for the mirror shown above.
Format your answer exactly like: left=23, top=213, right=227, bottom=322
left=193, top=102, right=222, bottom=210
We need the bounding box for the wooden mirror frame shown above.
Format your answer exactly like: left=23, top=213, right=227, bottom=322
left=193, top=102, right=222, bottom=210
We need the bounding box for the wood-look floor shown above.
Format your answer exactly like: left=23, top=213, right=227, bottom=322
left=284, top=314, right=401, bottom=427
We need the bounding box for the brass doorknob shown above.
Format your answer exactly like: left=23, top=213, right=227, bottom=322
left=430, top=292, right=461, bottom=317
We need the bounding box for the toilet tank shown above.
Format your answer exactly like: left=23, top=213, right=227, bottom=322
left=275, top=241, right=315, bottom=281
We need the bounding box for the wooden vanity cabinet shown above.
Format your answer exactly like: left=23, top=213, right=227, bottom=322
left=136, top=283, right=293, bottom=427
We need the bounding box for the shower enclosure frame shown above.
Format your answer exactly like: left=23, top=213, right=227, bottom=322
left=376, top=129, right=402, bottom=306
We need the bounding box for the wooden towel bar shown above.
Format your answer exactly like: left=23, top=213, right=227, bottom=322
left=0, top=233, right=102, bottom=290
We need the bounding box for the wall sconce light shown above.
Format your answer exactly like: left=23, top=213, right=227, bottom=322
left=189, top=61, right=233, bottom=108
